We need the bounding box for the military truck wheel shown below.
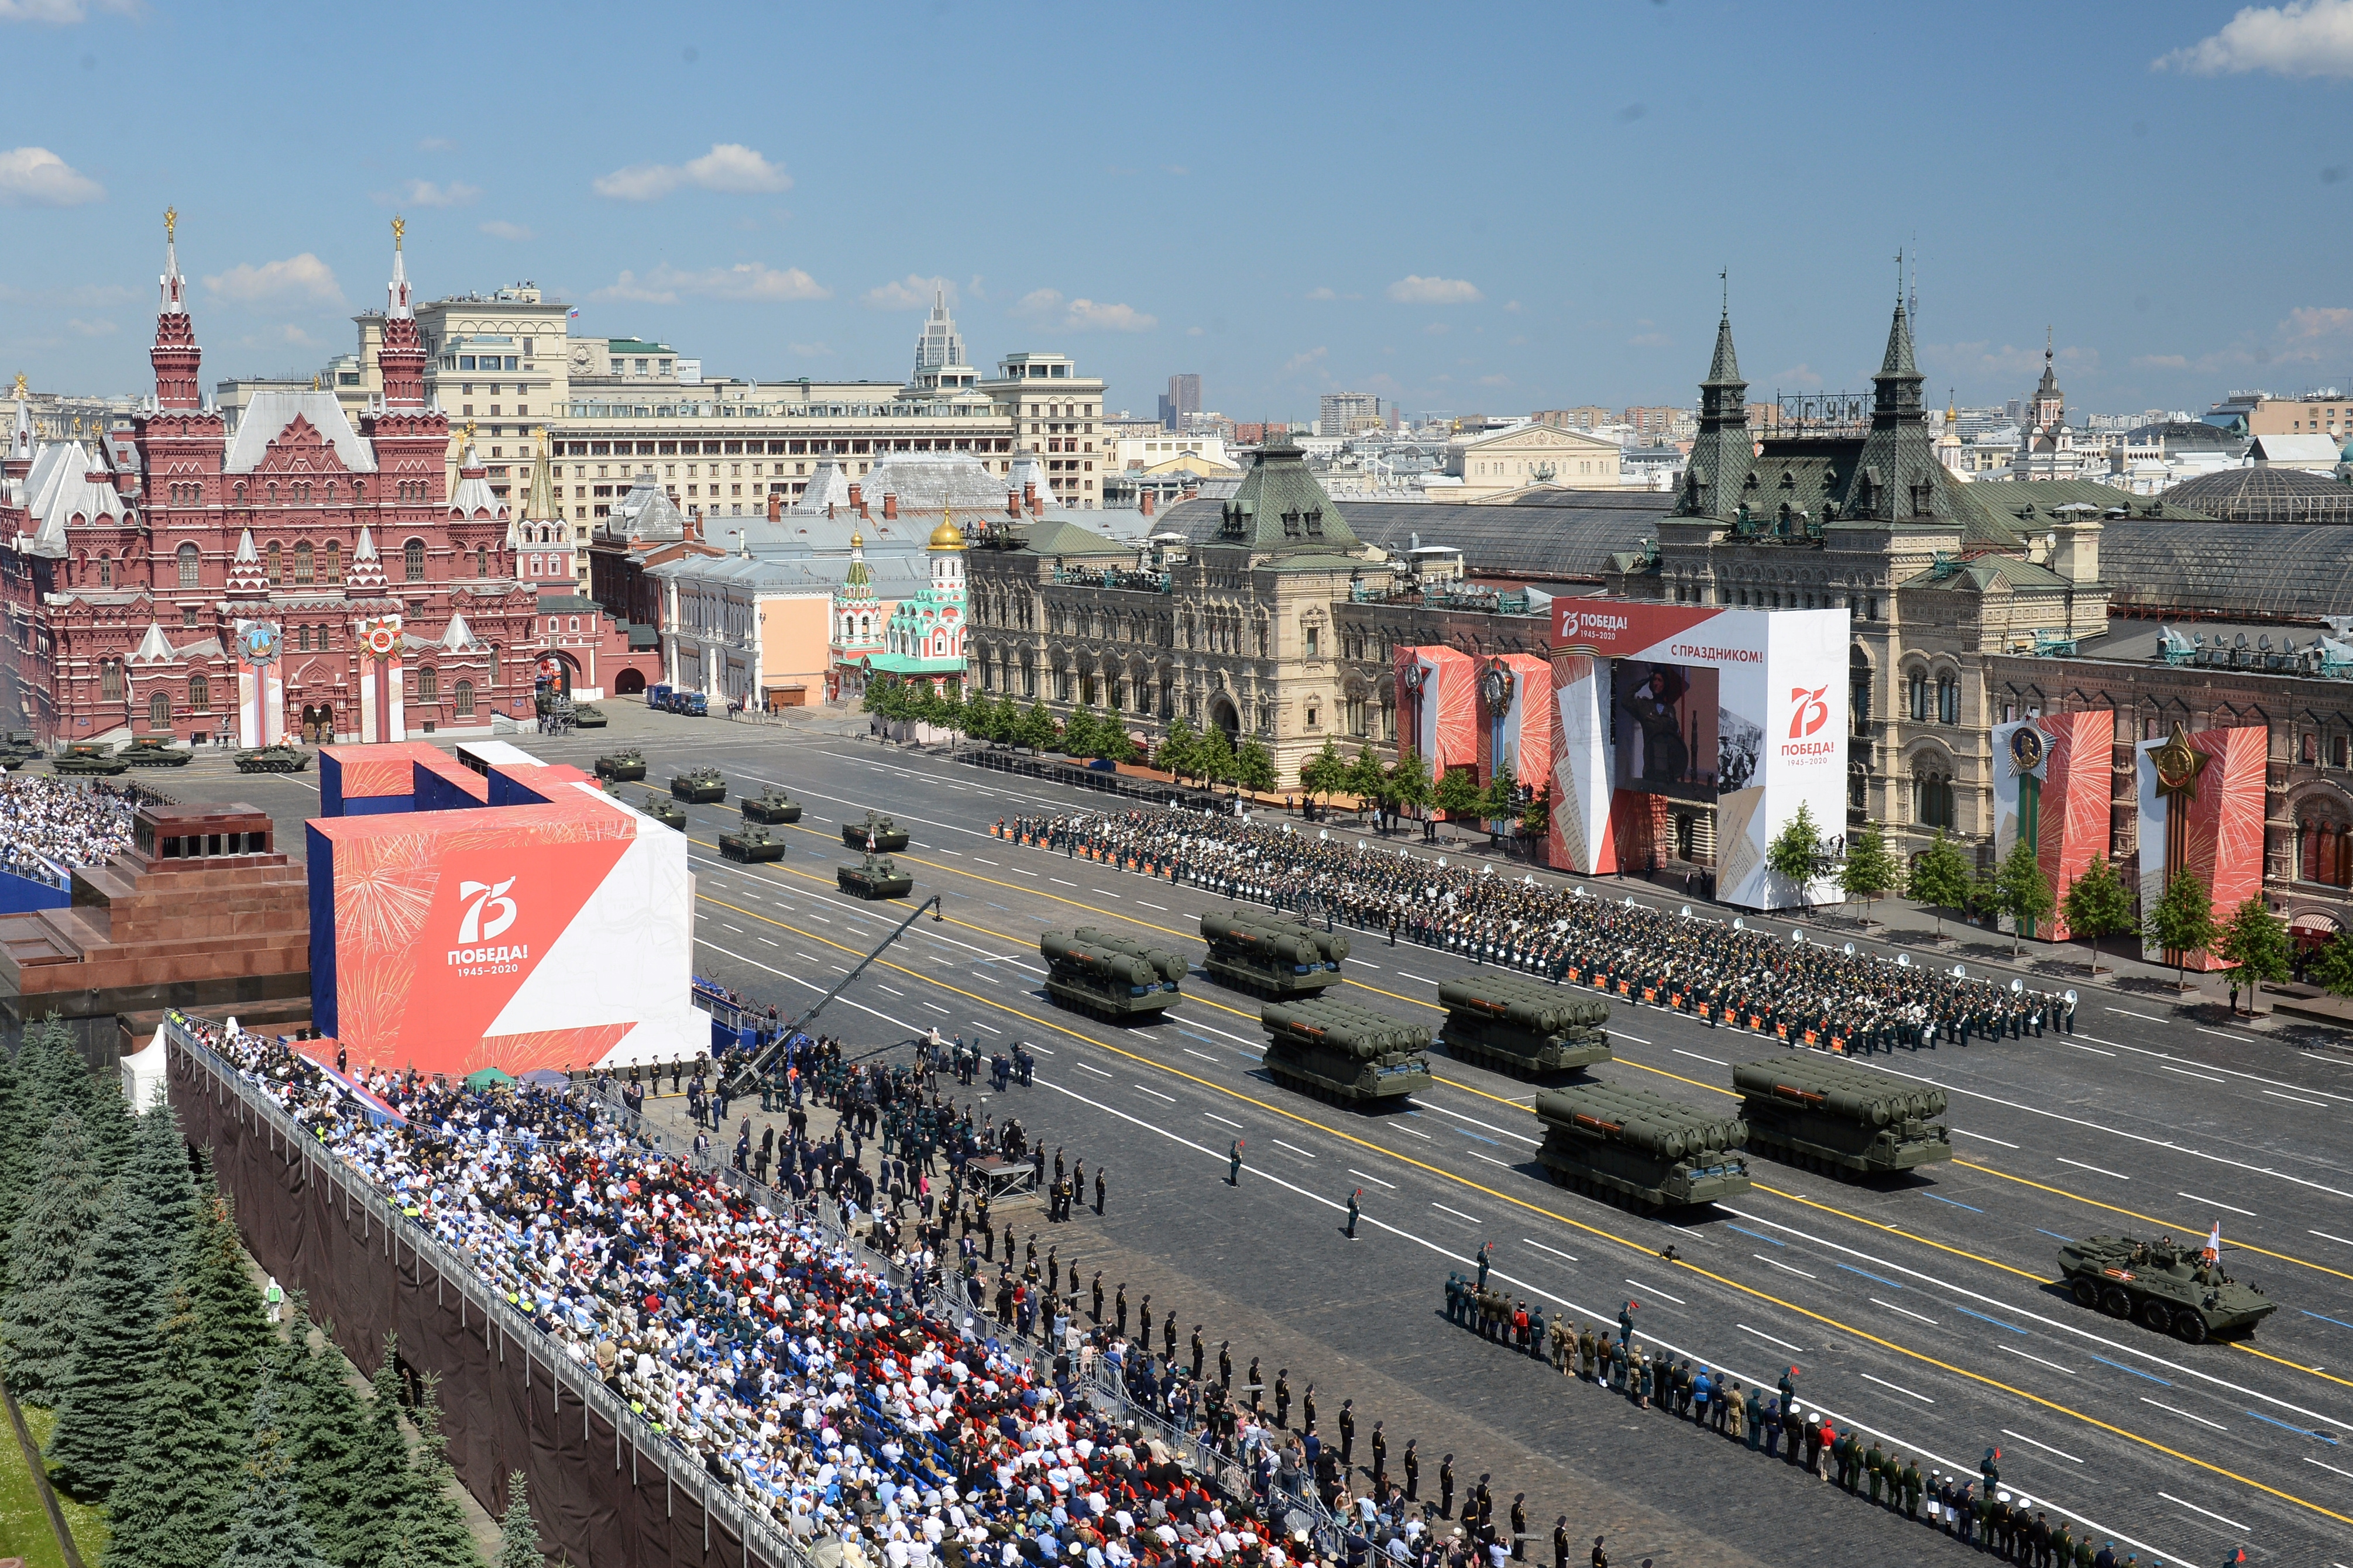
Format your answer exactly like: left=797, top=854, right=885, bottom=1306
left=2070, top=1278, right=2100, bottom=1309
left=2138, top=1299, right=2173, bottom=1335
left=2173, top=1311, right=2208, bottom=1345
left=2100, top=1286, right=2132, bottom=1318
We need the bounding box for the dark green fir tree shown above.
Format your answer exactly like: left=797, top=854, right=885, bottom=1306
left=391, top=1373, right=490, bottom=1568
left=101, top=1291, right=246, bottom=1568
left=122, top=1098, right=200, bottom=1296
left=180, top=1191, right=273, bottom=1414
left=276, top=1304, right=379, bottom=1568
left=0, top=1039, right=40, bottom=1278
left=494, top=1470, right=544, bottom=1568
left=43, top=1195, right=167, bottom=1497
left=1, top=1108, right=102, bottom=1402
left=22, top=1016, right=94, bottom=1124
left=345, top=1339, right=422, bottom=1568
left=218, top=1378, right=333, bottom=1568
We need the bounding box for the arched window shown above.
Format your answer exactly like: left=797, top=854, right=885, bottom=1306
left=149, top=690, right=171, bottom=728
left=1936, top=675, right=1960, bottom=727
left=97, top=552, right=112, bottom=588
left=101, top=659, right=123, bottom=701
left=177, top=542, right=200, bottom=589
left=453, top=679, right=475, bottom=716
left=188, top=673, right=210, bottom=713
left=476, top=546, right=488, bottom=577
left=1912, top=759, right=1956, bottom=830
left=294, top=541, right=313, bottom=584
left=267, top=541, right=282, bottom=584
left=297, top=625, right=310, bottom=652
left=417, top=665, right=439, bottom=702
left=404, top=538, right=426, bottom=582
left=324, top=540, right=340, bottom=583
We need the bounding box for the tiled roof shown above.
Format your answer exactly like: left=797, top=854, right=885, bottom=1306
left=1156, top=489, right=1670, bottom=582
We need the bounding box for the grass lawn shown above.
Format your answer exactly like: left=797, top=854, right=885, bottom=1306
left=0, top=1404, right=107, bottom=1568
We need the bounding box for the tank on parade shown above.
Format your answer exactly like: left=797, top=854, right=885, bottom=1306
left=51, top=743, right=127, bottom=777
left=671, top=766, right=727, bottom=803
left=1534, top=1082, right=1751, bottom=1211
left=120, top=736, right=191, bottom=768
left=841, top=811, right=909, bottom=851
left=741, top=786, right=803, bottom=824
left=1259, top=996, right=1431, bottom=1103
left=1438, top=972, right=1612, bottom=1075
left=1200, top=907, right=1346, bottom=997
left=595, top=749, right=648, bottom=782
left=572, top=703, right=607, bottom=728
left=1732, top=1056, right=1951, bottom=1176
left=234, top=742, right=310, bottom=775
left=719, top=826, right=786, bottom=864
left=636, top=793, right=687, bottom=831
left=839, top=852, right=914, bottom=899
left=2056, top=1235, right=2276, bottom=1343
left=1042, top=927, right=1186, bottom=1019
left=0, top=731, right=43, bottom=771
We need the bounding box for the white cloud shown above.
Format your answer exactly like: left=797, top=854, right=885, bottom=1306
left=864, top=274, right=955, bottom=310
left=64, top=317, right=112, bottom=336
left=595, top=262, right=829, bottom=304
left=1627, top=331, right=1671, bottom=348
left=593, top=143, right=791, bottom=201
left=0, top=0, right=136, bottom=20
left=417, top=136, right=456, bottom=153
left=1387, top=274, right=1482, bottom=305
left=1281, top=347, right=1329, bottom=376
left=1011, top=288, right=1157, bottom=332
left=203, top=253, right=343, bottom=308
left=1187, top=326, right=1204, bottom=337
left=1305, top=287, right=1337, bottom=301
left=478, top=219, right=534, bottom=241
left=401, top=178, right=479, bottom=208
left=2156, top=0, right=2353, bottom=75
left=0, top=146, right=102, bottom=206
left=1478, top=374, right=1512, bottom=387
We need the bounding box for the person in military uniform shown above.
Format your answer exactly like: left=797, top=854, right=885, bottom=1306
left=1338, top=1398, right=1356, bottom=1467
left=1864, top=1439, right=1887, bottom=1505
left=1508, top=1494, right=1528, bottom=1562
left=1403, top=1436, right=1420, bottom=1502
left=1552, top=1518, right=1569, bottom=1568
left=1113, top=1282, right=1128, bottom=1336
left=1275, top=1368, right=1291, bottom=1428
left=1438, top=1453, right=1456, bottom=1519
left=1901, top=1457, right=1924, bottom=1521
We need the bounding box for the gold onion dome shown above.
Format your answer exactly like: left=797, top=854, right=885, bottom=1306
left=928, top=507, right=967, bottom=550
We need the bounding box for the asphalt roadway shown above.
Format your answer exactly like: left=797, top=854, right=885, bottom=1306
left=130, top=711, right=2353, bottom=1567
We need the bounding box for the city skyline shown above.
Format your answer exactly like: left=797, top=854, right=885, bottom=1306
left=4, top=1, right=2353, bottom=418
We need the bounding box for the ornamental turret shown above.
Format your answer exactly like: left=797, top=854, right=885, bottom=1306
left=377, top=216, right=427, bottom=408
left=151, top=207, right=202, bottom=410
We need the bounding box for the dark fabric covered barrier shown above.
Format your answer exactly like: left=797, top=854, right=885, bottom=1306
left=167, top=1034, right=795, bottom=1568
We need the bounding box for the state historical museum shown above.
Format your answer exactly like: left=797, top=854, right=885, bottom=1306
left=0, top=217, right=599, bottom=747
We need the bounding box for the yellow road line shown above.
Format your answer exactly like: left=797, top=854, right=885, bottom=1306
left=1954, top=1160, right=2353, bottom=1285
left=691, top=889, right=2351, bottom=1530
left=2232, top=1342, right=2353, bottom=1391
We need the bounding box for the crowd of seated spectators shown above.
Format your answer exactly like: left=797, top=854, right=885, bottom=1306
left=0, top=776, right=136, bottom=885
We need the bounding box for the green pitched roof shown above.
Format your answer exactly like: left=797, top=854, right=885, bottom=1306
left=1213, top=435, right=1359, bottom=555
left=1897, top=552, right=2073, bottom=593
left=1009, top=517, right=1129, bottom=556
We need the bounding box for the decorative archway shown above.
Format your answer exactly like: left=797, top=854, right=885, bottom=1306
left=534, top=648, right=579, bottom=696
left=1207, top=692, right=1241, bottom=740
left=614, top=666, right=647, bottom=696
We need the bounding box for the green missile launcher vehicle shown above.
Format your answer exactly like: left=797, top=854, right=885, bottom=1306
left=594, top=749, right=647, bottom=782
left=1260, top=996, right=1431, bottom=1104
left=841, top=811, right=909, bottom=851
left=51, top=744, right=128, bottom=776
left=1534, top=1082, right=1751, bottom=1212
left=718, top=827, right=786, bottom=864
left=670, top=766, right=727, bottom=804
left=740, top=786, right=803, bottom=824
left=1733, top=1055, right=1950, bottom=1177
left=1438, top=972, right=1611, bottom=1075
left=2056, top=1234, right=2276, bottom=1343
left=1042, top=927, right=1186, bottom=1019
left=1200, top=907, right=1346, bottom=997
left=838, top=852, right=914, bottom=899
left=234, top=742, right=310, bottom=774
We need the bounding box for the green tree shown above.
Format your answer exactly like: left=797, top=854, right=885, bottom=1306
left=44, top=1196, right=166, bottom=1496
left=123, top=1099, right=200, bottom=1292
left=0, top=1040, right=40, bottom=1281
left=1517, top=784, right=1552, bottom=840
left=2313, top=929, right=2353, bottom=999
left=1992, top=835, right=2056, bottom=956
left=104, top=1295, right=245, bottom=1568
left=2146, top=868, right=2218, bottom=992
left=2217, top=894, right=2292, bottom=1013
left=1062, top=704, right=1104, bottom=759
left=1475, top=774, right=1520, bottom=839
left=1157, top=715, right=1200, bottom=783
left=180, top=1192, right=273, bottom=1415
left=1764, top=802, right=1829, bottom=909
left=23, top=1016, right=94, bottom=1125
left=1299, top=737, right=1347, bottom=804
left=1236, top=738, right=1277, bottom=795
left=346, top=1340, right=422, bottom=1568
left=1433, top=765, right=1482, bottom=822
left=1905, top=830, right=1975, bottom=939
left=390, top=1374, right=484, bottom=1568
left=1345, top=745, right=1387, bottom=819
left=218, top=1381, right=332, bottom=1568
left=1386, top=748, right=1433, bottom=828
left=1198, top=724, right=1238, bottom=788
left=1, top=1108, right=102, bottom=1402
left=1837, top=824, right=1903, bottom=921
left=1018, top=699, right=1059, bottom=754
left=276, top=1304, right=377, bottom=1568
left=2059, top=857, right=2138, bottom=976
left=1095, top=722, right=1139, bottom=766
left=494, top=1471, right=543, bottom=1568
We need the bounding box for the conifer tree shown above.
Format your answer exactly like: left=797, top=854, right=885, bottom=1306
left=122, top=1099, right=200, bottom=1295
left=0, top=1040, right=39, bottom=1278
left=22, top=1016, right=93, bottom=1123
left=180, top=1191, right=273, bottom=1415
left=102, top=1290, right=246, bottom=1568
left=276, top=1304, right=377, bottom=1568
left=346, top=1339, right=422, bottom=1568
left=494, top=1470, right=543, bottom=1568
left=218, top=1379, right=334, bottom=1568
left=44, top=1195, right=167, bottom=1496
left=393, top=1373, right=490, bottom=1568
left=1, top=1108, right=102, bottom=1401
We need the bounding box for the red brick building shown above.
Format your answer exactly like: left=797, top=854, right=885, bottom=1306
left=0, top=219, right=646, bottom=745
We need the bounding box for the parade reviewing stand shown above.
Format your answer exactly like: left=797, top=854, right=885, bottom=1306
left=0, top=774, right=137, bottom=902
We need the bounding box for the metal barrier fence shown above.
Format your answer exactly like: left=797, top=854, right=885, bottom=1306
left=953, top=747, right=1213, bottom=808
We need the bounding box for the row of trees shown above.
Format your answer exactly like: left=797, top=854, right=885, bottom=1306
left=0, top=1019, right=542, bottom=1568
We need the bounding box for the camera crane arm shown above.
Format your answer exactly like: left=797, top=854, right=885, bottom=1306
left=723, top=893, right=943, bottom=1096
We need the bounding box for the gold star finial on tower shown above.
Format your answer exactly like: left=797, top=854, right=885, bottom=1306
left=391, top=214, right=406, bottom=249
left=164, top=206, right=176, bottom=243
left=10, top=373, right=25, bottom=401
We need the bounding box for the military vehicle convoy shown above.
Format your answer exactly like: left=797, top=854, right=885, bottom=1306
left=121, top=737, right=191, bottom=768
left=51, top=744, right=128, bottom=777
left=1260, top=996, right=1432, bottom=1104
left=235, top=742, right=310, bottom=775
left=719, top=827, right=786, bottom=864
left=839, top=852, right=914, bottom=899
left=1438, top=974, right=1612, bottom=1076
left=594, top=750, right=648, bottom=782
left=741, top=786, right=803, bottom=824
left=2056, top=1235, right=2276, bottom=1343
left=1042, top=927, right=1187, bottom=1019
left=637, top=794, right=687, bottom=831
left=671, top=766, right=728, bottom=803
left=0, top=731, right=42, bottom=771
left=841, top=811, right=909, bottom=851
left=1534, top=1082, right=1751, bottom=1211
left=1732, top=1056, right=1951, bottom=1177
left=1201, top=908, right=1347, bottom=997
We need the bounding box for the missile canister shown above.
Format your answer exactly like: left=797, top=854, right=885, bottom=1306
left=1438, top=972, right=1612, bottom=1076
left=1200, top=907, right=1342, bottom=997
left=1259, top=996, right=1431, bottom=1103
left=1730, top=1056, right=1951, bottom=1177
left=1042, top=927, right=1184, bottom=1019
left=1533, top=1081, right=1750, bottom=1210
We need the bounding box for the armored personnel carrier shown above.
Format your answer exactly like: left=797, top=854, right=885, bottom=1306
left=1438, top=973, right=1611, bottom=1075
left=1200, top=908, right=1347, bottom=997
left=593, top=749, right=647, bottom=782
left=1260, top=996, right=1431, bottom=1104
left=718, top=826, right=786, bottom=864
left=839, top=852, right=913, bottom=899
left=51, top=744, right=128, bottom=777
left=121, top=736, right=192, bottom=768
left=1732, top=1056, right=1950, bottom=1177
left=740, top=786, right=803, bottom=824
left=573, top=704, right=608, bottom=728
left=1534, top=1082, right=1751, bottom=1212
left=670, top=766, right=727, bottom=803
left=637, top=794, right=688, bottom=831
left=1042, top=927, right=1186, bottom=1019
left=2056, top=1235, right=2276, bottom=1343
left=841, top=811, right=909, bottom=851
left=0, top=731, right=42, bottom=771
left=235, top=742, right=310, bottom=775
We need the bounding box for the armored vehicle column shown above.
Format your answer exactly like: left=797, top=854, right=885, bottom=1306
left=1042, top=927, right=1186, bottom=1019
left=1259, top=996, right=1431, bottom=1103
left=1200, top=908, right=1346, bottom=997
left=1730, top=1057, right=1950, bottom=1177
left=1533, top=1082, right=1751, bottom=1211
left=1438, top=973, right=1612, bottom=1075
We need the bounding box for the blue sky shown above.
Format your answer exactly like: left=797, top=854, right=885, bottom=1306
left=5, top=0, right=2353, bottom=421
